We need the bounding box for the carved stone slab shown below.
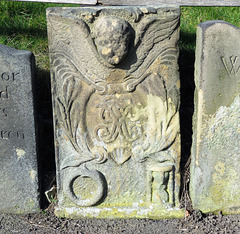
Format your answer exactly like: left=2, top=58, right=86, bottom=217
left=191, top=21, right=240, bottom=214
left=0, top=44, right=40, bottom=213
left=47, top=6, right=182, bottom=219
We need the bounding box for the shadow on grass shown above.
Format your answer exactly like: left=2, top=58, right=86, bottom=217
left=0, top=27, right=47, bottom=40
left=179, top=30, right=196, bottom=209
left=180, top=30, right=196, bottom=51
left=179, top=30, right=196, bottom=167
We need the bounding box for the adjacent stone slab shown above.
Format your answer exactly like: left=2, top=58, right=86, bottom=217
left=190, top=21, right=240, bottom=214
left=0, top=44, right=40, bottom=213
left=47, top=6, right=182, bottom=219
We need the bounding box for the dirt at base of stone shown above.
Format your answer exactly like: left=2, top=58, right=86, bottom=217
left=0, top=208, right=239, bottom=233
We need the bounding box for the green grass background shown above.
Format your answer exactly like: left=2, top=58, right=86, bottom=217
left=0, top=1, right=77, bottom=69
left=1, top=2, right=240, bottom=70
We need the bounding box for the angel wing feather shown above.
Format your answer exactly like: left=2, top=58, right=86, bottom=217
left=52, top=52, right=103, bottom=91
left=127, top=14, right=179, bottom=76
left=48, top=14, right=110, bottom=86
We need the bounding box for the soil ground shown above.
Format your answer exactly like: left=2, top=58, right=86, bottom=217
left=0, top=209, right=239, bottom=233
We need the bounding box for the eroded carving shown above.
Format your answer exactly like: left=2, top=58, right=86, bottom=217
left=0, top=108, right=8, bottom=117
left=147, top=157, right=175, bottom=208
left=94, top=16, right=131, bottom=65
left=0, top=130, right=24, bottom=140
left=63, top=166, right=107, bottom=207
left=48, top=6, right=180, bottom=213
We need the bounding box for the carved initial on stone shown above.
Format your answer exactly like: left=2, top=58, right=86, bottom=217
left=95, top=96, right=143, bottom=164
left=221, top=56, right=240, bottom=76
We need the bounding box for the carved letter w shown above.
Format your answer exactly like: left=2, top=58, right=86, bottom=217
left=221, top=56, right=240, bottom=76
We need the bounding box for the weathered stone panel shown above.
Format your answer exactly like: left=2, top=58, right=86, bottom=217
left=47, top=6, right=182, bottom=218
left=191, top=21, right=240, bottom=214
left=0, top=44, right=40, bottom=213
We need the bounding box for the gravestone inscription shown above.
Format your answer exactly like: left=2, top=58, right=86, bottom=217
left=47, top=6, right=182, bottom=219
left=0, top=44, right=40, bottom=213
left=190, top=21, right=240, bottom=214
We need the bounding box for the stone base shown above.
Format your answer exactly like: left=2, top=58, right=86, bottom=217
left=55, top=206, right=184, bottom=219
left=196, top=205, right=240, bottom=216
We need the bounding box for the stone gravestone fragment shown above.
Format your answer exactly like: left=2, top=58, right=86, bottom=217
left=191, top=21, right=240, bottom=214
left=0, top=44, right=40, bottom=213
left=47, top=6, right=182, bottom=218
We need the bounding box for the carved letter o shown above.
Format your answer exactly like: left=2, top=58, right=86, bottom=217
left=1, top=72, right=9, bottom=81
left=63, top=167, right=106, bottom=207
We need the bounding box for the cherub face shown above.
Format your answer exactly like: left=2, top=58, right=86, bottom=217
left=94, top=16, right=131, bottom=65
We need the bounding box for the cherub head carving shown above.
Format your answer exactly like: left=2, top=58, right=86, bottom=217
left=94, top=16, right=131, bottom=65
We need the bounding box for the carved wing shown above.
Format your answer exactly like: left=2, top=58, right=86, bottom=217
left=53, top=58, right=108, bottom=170
left=124, top=13, right=180, bottom=157
left=48, top=13, right=110, bottom=90
left=54, top=74, right=95, bottom=170
left=126, top=14, right=179, bottom=79
left=48, top=14, right=110, bottom=169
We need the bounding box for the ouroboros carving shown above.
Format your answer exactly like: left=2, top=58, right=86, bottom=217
left=63, top=166, right=106, bottom=207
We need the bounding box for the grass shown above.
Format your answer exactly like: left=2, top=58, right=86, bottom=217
left=180, top=6, right=240, bottom=51
left=1, top=3, right=240, bottom=69
left=0, top=1, right=76, bottom=69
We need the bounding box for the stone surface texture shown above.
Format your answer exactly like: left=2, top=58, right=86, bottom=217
left=47, top=6, right=182, bottom=219
left=0, top=44, right=40, bottom=213
left=190, top=21, right=240, bottom=214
